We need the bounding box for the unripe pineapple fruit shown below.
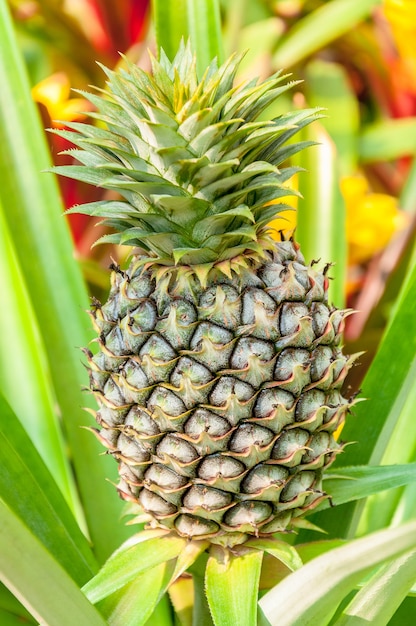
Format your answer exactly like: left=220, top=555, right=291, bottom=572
left=55, top=44, right=356, bottom=543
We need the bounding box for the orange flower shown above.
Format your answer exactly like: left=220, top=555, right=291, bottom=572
left=384, top=0, right=416, bottom=89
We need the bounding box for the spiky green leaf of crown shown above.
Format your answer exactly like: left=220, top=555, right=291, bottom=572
left=52, top=43, right=320, bottom=270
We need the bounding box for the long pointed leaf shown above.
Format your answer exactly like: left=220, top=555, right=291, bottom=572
left=83, top=533, right=186, bottom=604
left=335, top=550, right=416, bottom=626
left=259, top=520, right=416, bottom=626
left=0, top=393, right=97, bottom=585
left=0, top=501, right=107, bottom=626
left=206, top=548, right=263, bottom=626
left=0, top=0, right=130, bottom=562
left=187, top=0, right=224, bottom=75
left=272, top=0, right=381, bottom=69
left=153, top=0, right=189, bottom=61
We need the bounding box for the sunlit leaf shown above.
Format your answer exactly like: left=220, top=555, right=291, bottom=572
left=206, top=547, right=263, bottom=626
left=260, top=520, right=416, bottom=626
left=0, top=501, right=106, bottom=626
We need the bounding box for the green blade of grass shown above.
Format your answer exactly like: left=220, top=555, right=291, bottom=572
left=205, top=548, right=263, bottom=626
left=83, top=533, right=186, bottom=604
left=187, top=0, right=224, bottom=75
left=359, top=118, right=416, bottom=162
left=0, top=0, right=131, bottom=562
left=296, top=122, right=347, bottom=308
left=306, top=254, right=416, bottom=540
left=152, top=0, right=189, bottom=60
left=259, top=520, right=416, bottom=626
left=98, top=561, right=174, bottom=626
left=305, top=60, right=359, bottom=177
left=0, top=393, right=97, bottom=585
left=0, top=501, right=107, bottom=626
left=319, top=464, right=416, bottom=511
left=334, top=550, right=416, bottom=626
left=0, top=206, right=78, bottom=510
left=272, top=0, right=381, bottom=69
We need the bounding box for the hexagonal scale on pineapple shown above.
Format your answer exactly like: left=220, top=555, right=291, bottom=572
left=271, top=429, right=310, bottom=467
left=252, top=388, right=295, bottom=433
left=183, top=409, right=233, bottom=455
left=309, top=346, right=348, bottom=390
left=262, top=262, right=308, bottom=304
left=144, top=463, right=189, bottom=490
left=197, top=454, right=247, bottom=492
left=278, top=471, right=316, bottom=509
left=95, top=404, right=129, bottom=428
left=139, top=488, right=177, bottom=516
left=294, top=389, right=327, bottom=431
left=273, top=348, right=311, bottom=395
left=276, top=302, right=315, bottom=349
left=229, top=337, right=275, bottom=387
left=125, top=299, right=157, bottom=333
left=168, top=356, right=215, bottom=408
left=156, top=299, right=198, bottom=349
left=124, top=266, right=154, bottom=299
left=300, top=432, right=338, bottom=469
left=241, top=464, right=289, bottom=498
left=241, top=288, right=280, bottom=340
left=118, top=461, right=148, bottom=485
left=188, top=322, right=234, bottom=370
left=223, top=501, right=273, bottom=529
left=198, top=284, right=242, bottom=329
left=229, top=423, right=275, bottom=455
left=113, top=432, right=152, bottom=463
left=156, top=433, right=200, bottom=464
left=174, top=514, right=220, bottom=537
left=123, top=406, right=160, bottom=436
left=183, top=484, right=233, bottom=511
left=208, top=376, right=256, bottom=424
left=139, top=334, right=177, bottom=383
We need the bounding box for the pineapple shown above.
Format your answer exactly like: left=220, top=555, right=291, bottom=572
left=55, top=45, right=356, bottom=544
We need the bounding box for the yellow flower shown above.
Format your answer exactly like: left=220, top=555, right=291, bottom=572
left=267, top=175, right=298, bottom=239
left=32, top=73, right=92, bottom=126
left=341, top=174, right=406, bottom=265
left=268, top=172, right=405, bottom=267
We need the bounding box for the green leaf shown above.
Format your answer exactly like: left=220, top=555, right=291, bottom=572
left=153, top=0, right=189, bottom=62
left=305, top=60, right=359, bottom=177
left=335, top=550, right=416, bottom=626
left=327, top=258, right=416, bottom=537
left=83, top=532, right=186, bottom=604
left=295, top=122, right=347, bottom=308
left=0, top=501, right=107, bottom=626
left=98, top=561, right=174, bottom=626
left=206, top=547, right=263, bottom=626
left=318, top=464, right=416, bottom=511
left=272, top=0, right=381, bottom=69
left=0, top=393, right=97, bottom=585
left=187, top=0, right=224, bottom=76
left=0, top=207, right=77, bottom=509
left=244, top=538, right=303, bottom=572
left=0, top=0, right=131, bottom=562
left=259, top=520, right=416, bottom=626
left=359, top=119, right=416, bottom=162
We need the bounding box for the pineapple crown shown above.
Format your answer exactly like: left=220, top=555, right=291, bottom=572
left=52, top=43, right=319, bottom=277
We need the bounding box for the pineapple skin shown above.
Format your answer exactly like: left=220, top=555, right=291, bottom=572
left=86, top=240, right=353, bottom=540
left=52, top=46, right=357, bottom=542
